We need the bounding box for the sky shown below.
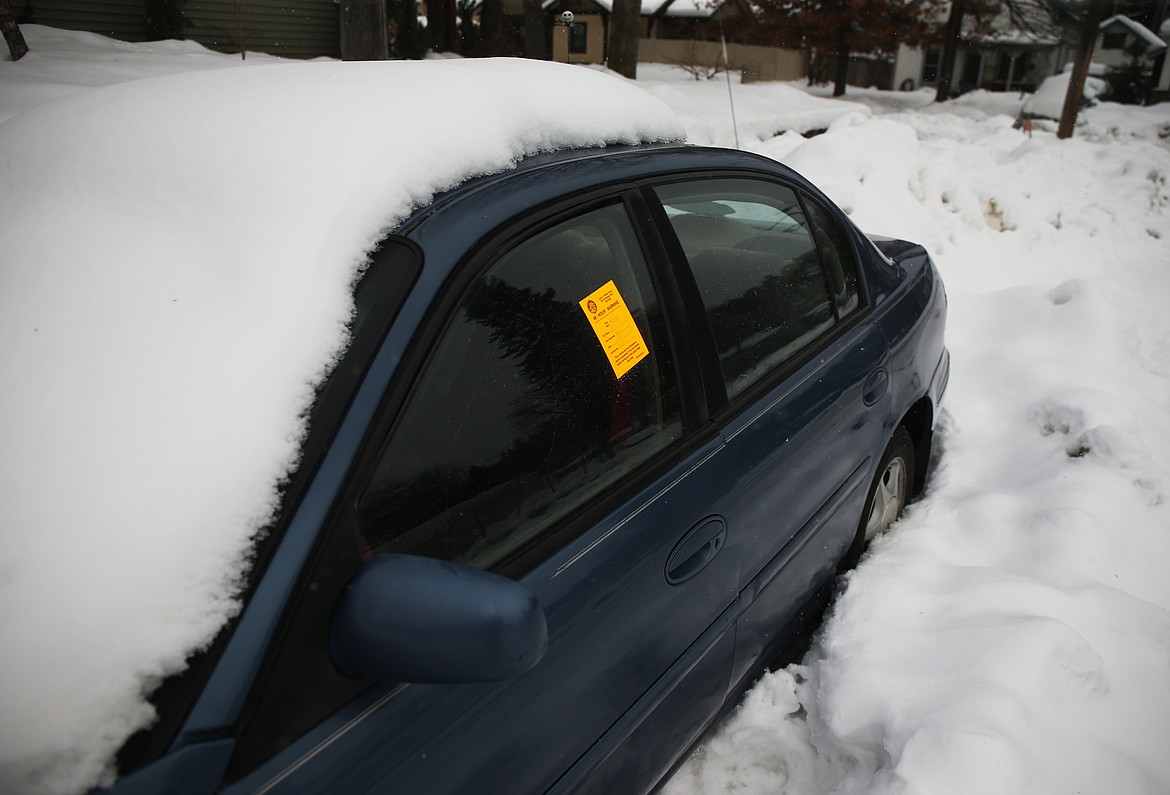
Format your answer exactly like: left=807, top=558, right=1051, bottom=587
left=3, top=24, right=1170, bottom=795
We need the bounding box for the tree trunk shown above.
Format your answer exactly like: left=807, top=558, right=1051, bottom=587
left=1057, top=0, right=1105, bottom=140
left=339, top=0, right=388, bottom=60
left=523, top=0, right=545, bottom=59
left=934, top=0, right=965, bottom=102
left=832, top=20, right=850, bottom=96
left=608, top=0, right=641, bottom=79
left=428, top=0, right=458, bottom=53
left=481, top=0, right=505, bottom=55
left=1, top=0, right=28, bottom=61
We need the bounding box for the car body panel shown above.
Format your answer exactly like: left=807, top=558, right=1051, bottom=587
left=226, top=435, right=740, bottom=795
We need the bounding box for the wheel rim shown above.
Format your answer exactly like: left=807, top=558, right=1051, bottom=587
left=865, top=456, right=907, bottom=540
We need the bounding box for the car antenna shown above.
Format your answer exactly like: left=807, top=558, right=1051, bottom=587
left=719, top=15, right=741, bottom=150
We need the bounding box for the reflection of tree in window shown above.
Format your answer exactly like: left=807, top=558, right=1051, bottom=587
left=656, top=179, right=836, bottom=398
left=358, top=206, right=680, bottom=570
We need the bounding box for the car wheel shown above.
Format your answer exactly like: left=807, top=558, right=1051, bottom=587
left=842, top=428, right=915, bottom=570
left=864, top=428, right=914, bottom=541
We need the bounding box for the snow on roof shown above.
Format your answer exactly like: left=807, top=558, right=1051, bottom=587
left=1099, top=14, right=1168, bottom=52
left=0, top=47, right=682, bottom=795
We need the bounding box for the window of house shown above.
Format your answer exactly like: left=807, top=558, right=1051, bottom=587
left=1102, top=30, right=1128, bottom=50
left=923, top=49, right=941, bottom=84
left=356, top=202, right=682, bottom=571
left=569, top=21, right=588, bottom=54
left=655, top=179, right=836, bottom=400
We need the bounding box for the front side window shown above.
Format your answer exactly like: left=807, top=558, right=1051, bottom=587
left=656, top=178, right=835, bottom=400
left=357, top=202, right=682, bottom=570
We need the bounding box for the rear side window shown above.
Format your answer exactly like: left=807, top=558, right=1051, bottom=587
left=655, top=178, right=835, bottom=400
left=803, top=195, right=861, bottom=318
left=357, top=202, right=682, bottom=570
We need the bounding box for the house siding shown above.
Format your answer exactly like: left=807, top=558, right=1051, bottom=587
left=13, top=0, right=341, bottom=59
left=13, top=0, right=147, bottom=41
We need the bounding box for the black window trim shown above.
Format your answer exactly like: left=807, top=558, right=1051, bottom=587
left=795, top=187, right=868, bottom=323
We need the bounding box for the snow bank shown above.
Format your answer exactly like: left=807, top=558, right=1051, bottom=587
left=0, top=43, right=682, bottom=795
left=635, top=63, right=871, bottom=145
left=666, top=96, right=1170, bottom=795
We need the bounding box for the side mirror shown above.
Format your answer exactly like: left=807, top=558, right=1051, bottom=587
left=330, top=554, right=548, bottom=683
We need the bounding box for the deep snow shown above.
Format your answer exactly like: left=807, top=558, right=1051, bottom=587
left=2, top=25, right=1170, bottom=795
left=0, top=29, right=682, bottom=795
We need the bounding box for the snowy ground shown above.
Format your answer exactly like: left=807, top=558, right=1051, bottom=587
left=3, top=27, right=1170, bottom=795
left=658, top=65, right=1170, bottom=795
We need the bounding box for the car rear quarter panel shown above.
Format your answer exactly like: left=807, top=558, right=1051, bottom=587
left=866, top=242, right=948, bottom=440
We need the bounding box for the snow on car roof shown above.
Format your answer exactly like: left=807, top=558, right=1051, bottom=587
left=0, top=56, right=683, bottom=795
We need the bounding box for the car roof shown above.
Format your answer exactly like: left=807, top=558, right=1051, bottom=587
left=399, top=144, right=809, bottom=234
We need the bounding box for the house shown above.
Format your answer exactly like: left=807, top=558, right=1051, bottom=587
left=889, top=3, right=1170, bottom=102
left=10, top=0, right=343, bottom=58
left=541, top=0, right=804, bottom=82
left=888, top=0, right=1070, bottom=95
left=1095, top=14, right=1168, bottom=102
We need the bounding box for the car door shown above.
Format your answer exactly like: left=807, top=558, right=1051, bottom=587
left=217, top=195, right=741, bottom=794
left=649, top=177, right=891, bottom=681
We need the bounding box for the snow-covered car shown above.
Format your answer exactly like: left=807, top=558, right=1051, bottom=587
left=1020, top=67, right=1110, bottom=121
left=0, top=59, right=947, bottom=795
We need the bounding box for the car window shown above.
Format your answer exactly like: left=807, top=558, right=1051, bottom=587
left=802, top=194, right=861, bottom=318
left=356, top=201, right=682, bottom=571
left=655, top=178, right=835, bottom=400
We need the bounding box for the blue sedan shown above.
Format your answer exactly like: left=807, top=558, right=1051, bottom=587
left=110, top=143, right=947, bottom=795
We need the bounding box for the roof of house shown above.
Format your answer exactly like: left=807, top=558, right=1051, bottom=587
left=1100, top=14, right=1167, bottom=52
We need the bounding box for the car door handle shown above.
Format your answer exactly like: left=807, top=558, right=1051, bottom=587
left=862, top=368, right=889, bottom=406
left=665, top=517, right=727, bottom=585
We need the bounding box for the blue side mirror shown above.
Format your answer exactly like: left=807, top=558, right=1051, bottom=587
left=330, top=554, right=548, bottom=683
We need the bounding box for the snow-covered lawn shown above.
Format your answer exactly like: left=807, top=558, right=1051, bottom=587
left=3, top=25, right=1170, bottom=795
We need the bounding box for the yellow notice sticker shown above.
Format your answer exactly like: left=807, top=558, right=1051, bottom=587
left=579, top=280, right=650, bottom=379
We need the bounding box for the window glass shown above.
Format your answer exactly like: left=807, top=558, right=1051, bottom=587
left=655, top=178, right=835, bottom=400
left=357, top=203, right=681, bottom=570
left=923, top=49, right=941, bottom=83
left=1102, top=30, right=1126, bottom=50
left=803, top=195, right=861, bottom=318
left=569, top=22, right=588, bottom=54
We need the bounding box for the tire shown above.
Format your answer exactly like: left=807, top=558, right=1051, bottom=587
left=842, top=428, right=915, bottom=568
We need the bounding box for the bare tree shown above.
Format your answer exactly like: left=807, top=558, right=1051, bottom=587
left=608, top=0, right=641, bottom=79
left=1, top=0, right=28, bottom=61
left=1058, top=0, right=1106, bottom=139
left=428, top=0, right=458, bottom=53
left=670, top=40, right=724, bottom=80
left=523, top=0, right=546, bottom=58
left=933, top=0, right=966, bottom=101
left=480, top=0, right=506, bottom=55
left=340, top=0, right=388, bottom=60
